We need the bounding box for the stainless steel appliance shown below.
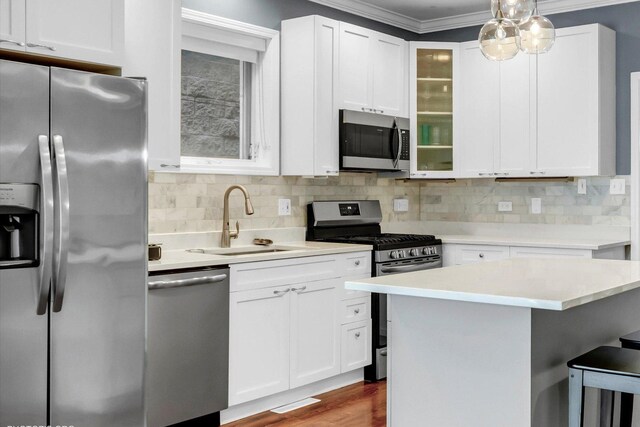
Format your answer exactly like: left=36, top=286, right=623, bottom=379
left=147, top=268, right=230, bottom=427
left=307, top=200, right=442, bottom=381
left=0, top=60, right=147, bottom=426
left=339, top=109, right=410, bottom=172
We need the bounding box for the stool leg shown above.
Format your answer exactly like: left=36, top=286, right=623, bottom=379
left=599, top=389, right=614, bottom=427
left=620, top=392, right=634, bottom=427
left=569, top=368, right=585, bottom=427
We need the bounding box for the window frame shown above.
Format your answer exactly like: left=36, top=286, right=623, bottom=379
left=179, top=9, right=280, bottom=175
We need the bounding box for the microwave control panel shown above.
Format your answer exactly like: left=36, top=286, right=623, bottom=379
left=400, top=129, right=410, bottom=161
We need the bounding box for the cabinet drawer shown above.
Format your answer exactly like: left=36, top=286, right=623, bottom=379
left=456, top=245, right=510, bottom=265
left=340, top=296, right=370, bottom=325
left=509, top=246, right=592, bottom=259
left=341, top=319, right=372, bottom=373
left=230, top=255, right=339, bottom=292
left=338, top=251, right=371, bottom=277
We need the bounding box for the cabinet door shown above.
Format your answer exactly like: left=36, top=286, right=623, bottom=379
left=0, top=0, right=25, bottom=52
left=371, top=33, right=408, bottom=117
left=534, top=25, right=600, bottom=176
left=124, top=0, right=181, bottom=171
left=289, top=279, right=341, bottom=388
left=458, top=41, right=497, bottom=178
left=25, top=0, right=123, bottom=66
left=229, top=287, right=291, bottom=405
left=341, top=319, right=372, bottom=372
left=497, top=53, right=532, bottom=177
left=409, top=42, right=460, bottom=179
left=338, top=22, right=372, bottom=112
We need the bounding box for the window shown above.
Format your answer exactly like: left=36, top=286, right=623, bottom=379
left=180, top=9, right=280, bottom=175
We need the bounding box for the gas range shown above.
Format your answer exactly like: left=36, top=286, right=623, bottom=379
left=322, top=233, right=441, bottom=262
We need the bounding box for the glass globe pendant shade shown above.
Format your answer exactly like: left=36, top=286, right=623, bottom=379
left=519, top=13, right=555, bottom=54
left=479, top=17, right=521, bottom=61
left=491, top=0, right=534, bottom=23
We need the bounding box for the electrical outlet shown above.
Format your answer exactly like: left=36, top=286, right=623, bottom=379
left=577, top=179, right=587, bottom=195
left=531, top=198, right=542, bottom=214
left=393, top=198, right=409, bottom=212
left=278, top=199, right=291, bottom=216
left=610, top=178, right=626, bottom=195
left=498, top=201, right=512, bottom=212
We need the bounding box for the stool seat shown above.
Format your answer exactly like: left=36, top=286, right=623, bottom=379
left=568, top=346, right=640, bottom=378
left=620, top=330, right=640, bottom=350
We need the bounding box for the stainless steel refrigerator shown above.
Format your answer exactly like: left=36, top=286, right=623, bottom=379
left=0, top=59, right=147, bottom=426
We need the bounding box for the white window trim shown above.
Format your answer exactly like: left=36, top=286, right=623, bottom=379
left=179, top=9, right=280, bottom=176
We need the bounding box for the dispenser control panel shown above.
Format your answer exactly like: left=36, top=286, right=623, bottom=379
left=0, top=183, right=39, bottom=269
left=0, top=184, right=39, bottom=211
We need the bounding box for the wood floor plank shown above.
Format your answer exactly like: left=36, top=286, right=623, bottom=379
left=224, top=381, right=386, bottom=427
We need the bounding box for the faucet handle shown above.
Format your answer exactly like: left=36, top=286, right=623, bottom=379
left=230, top=221, right=240, bottom=240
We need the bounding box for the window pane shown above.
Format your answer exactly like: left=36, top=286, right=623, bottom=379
left=181, top=50, right=251, bottom=160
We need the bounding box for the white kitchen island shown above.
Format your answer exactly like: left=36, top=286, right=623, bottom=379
left=345, top=258, right=640, bottom=427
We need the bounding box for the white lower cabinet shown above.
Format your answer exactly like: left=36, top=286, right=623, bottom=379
left=341, top=319, right=372, bottom=373
left=228, top=252, right=371, bottom=406
left=444, top=243, right=625, bottom=266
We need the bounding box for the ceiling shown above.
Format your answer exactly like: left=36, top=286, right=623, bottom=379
left=309, top=0, right=639, bottom=33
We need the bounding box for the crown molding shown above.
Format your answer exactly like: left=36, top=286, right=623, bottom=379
left=310, top=0, right=640, bottom=34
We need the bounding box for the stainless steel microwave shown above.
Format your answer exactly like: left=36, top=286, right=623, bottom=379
left=339, top=109, right=410, bottom=172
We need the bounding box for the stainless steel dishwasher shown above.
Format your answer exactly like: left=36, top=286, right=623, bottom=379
left=147, top=267, right=229, bottom=427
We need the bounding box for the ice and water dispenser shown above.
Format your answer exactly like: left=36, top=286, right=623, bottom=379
left=0, top=184, right=39, bottom=268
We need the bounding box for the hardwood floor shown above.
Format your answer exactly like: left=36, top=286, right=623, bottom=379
left=224, top=381, right=386, bottom=427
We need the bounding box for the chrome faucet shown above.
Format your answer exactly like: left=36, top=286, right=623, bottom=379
left=221, top=185, right=254, bottom=248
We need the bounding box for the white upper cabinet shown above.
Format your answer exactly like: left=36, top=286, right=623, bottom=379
left=409, top=42, right=460, bottom=179
left=457, top=24, right=615, bottom=178
left=0, top=0, right=123, bottom=66
left=0, top=0, right=25, bottom=52
left=281, top=15, right=340, bottom=176
left=338, top=22, right=408, bottom=117
left=458, top=42, right=531, bottom=178
left=534, top=24, right=616, bottom=177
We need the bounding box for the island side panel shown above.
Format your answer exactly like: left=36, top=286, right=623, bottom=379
left=531, top=286, right=640, bottom=427
left=388, top=295, right=532, bottom=427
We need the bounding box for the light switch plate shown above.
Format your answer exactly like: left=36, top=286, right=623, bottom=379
left=498, top=201, right=512, bottom=212
left=393, top=198, right=409, bottom=212
left=577, top=179, right=587, bottom=195
left=531, top=198, right=542, bottom=214
left=609, top=178, right=626, bottom=195
left=278, top=199, right=291, bottom=216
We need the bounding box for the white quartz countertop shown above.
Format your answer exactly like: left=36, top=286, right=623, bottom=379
left=438, top=234, right=629, bottom=250
left=345, top=258, right=640, bottom=311
left=149, top=241, right=372, bottom=272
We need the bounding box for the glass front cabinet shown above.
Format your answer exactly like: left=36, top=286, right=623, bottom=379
left=409, top=42, right=460, bottom=178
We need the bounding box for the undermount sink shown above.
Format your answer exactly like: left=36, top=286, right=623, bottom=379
left=186, top=246, right=303, bottom=256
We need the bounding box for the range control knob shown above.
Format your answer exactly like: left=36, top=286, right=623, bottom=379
left=390, top=251, right=399, bottom=259
left=398, top=250, right=406, bottom=258
left=409, top=248, right=419, bottom=257
left=429, top=247, right=437, bottom=255
left=422, top=247, right=430, bottom=255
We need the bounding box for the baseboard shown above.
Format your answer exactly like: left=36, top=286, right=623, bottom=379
left=220, top=369, right=364, bottom=424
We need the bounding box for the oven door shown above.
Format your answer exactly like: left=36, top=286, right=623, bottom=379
left=366, top=256, right=442, bottom=382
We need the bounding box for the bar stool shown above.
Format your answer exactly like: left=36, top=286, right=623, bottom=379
left=620, top=331, right=640, bottom=427
left=568, top=346, right=640, bottom=427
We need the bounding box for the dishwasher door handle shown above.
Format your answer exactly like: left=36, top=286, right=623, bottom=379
left=148, top=274, right=228, bottom=290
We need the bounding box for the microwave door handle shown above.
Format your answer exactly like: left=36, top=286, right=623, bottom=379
left=391, top=119, right=401, bottom=168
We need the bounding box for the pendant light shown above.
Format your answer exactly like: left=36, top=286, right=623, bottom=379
left=519, top=0, right=555, bottom=54
left=491, top=0, right=534, bottom=23
left=478, top=0, right=521, bottom=61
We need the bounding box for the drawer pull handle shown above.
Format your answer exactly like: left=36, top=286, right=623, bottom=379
left=355, top=332, right=361, bottom=338
left=479, top=253, right=484, bottom=258
left=0, top=38, right=25, bottom=47
left=291, top=286, right=307, bottom=293
left=26, top=42, right=56, bottom=51
left=354, top=308, right=360, bottom=314
left=273, top=288, right=290, bottom=296
left=355, top=260, right=361, bottom=266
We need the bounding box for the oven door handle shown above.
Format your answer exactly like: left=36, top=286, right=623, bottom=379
left=379, top=259, right=442, bottom=274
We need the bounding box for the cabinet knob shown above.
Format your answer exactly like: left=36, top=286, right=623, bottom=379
left=479, top=253, right=484, bottom=258
left=355, top=260, right=361, bottom=266
left=355, top=332, right=361, bottom=338
left=354, top=308, right=360, bottom=314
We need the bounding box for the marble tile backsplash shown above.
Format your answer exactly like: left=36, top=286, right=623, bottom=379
left=148, top=173, right=630, bottom=233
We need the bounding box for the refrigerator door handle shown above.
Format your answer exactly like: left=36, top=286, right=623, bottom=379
left=37, top=135, right=54, bottom=315
left=52, top=135, right=70, bottom=313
